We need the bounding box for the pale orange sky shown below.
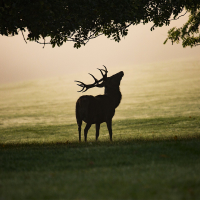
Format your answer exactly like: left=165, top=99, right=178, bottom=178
left=0, top=12, right=199, bottom=84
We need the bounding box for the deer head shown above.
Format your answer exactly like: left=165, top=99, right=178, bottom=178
left=75, top=65, right=123, bottom=92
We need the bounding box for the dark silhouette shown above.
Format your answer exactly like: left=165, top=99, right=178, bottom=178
left=75, top=66, right=124, bottom=142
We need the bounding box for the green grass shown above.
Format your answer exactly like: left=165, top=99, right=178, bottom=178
left=1, top=135, right=200, bottom=200
left=0, top=116, right=199, bottom=143
left=0, top=59, right=200, bottom=199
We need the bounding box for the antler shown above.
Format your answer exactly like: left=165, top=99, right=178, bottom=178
left=97, top=65, right=108, bottom=81
left=75, top=74, right=98, bottom=92
left=75, top=65, right=108, bottom=92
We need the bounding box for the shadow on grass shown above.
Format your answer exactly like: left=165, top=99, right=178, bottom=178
left=1, top=133, right=200, bottom=149
left=0, top=131, right=200, bottom=179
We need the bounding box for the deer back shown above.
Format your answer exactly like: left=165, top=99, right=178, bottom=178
left=76, top=94, right=115, bottom=124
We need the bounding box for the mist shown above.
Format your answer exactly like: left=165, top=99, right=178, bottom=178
left=0, top=12, right=199, bottom=84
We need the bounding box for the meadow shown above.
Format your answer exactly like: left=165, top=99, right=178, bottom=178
left=0, top=59, right=200, bottom=199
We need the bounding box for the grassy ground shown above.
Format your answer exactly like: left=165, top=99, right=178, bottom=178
left=1, top=136, right=200, bottom=200
left=0, top=59, right=200, bottom=199
left=0, top=116, right=199, bottom=143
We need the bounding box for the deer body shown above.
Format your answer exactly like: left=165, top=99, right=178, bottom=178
left=75, top=67, right=124, bottom=142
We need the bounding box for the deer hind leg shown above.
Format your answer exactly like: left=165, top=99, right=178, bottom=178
left=78, top=121, right=82, bottom=142
left=76, top=111, right=82, bottom=142
left=76, top=100, right=83, bottom=142
left=84, top=123, right=91, bottom=142
left=106, top=120, right=113, bottom=141
left=95, top=123, right=100, bottom=141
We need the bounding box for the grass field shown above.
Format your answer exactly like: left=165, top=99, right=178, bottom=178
left=0, top=59, right=200, bottom=199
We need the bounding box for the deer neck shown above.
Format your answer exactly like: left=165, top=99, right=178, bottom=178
left=104, top=86, right=122, bottom=108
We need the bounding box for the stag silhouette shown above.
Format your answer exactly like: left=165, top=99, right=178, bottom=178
left=75, top=66, right=124, bottom=142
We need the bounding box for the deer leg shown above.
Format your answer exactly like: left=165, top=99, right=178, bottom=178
left=96, top=123, right=100, bottom=141
left=106, top=120, right=113, bottom=141
left=84, top=123, right=91, bottom=142
left=78, top=121, right=82, bottom=142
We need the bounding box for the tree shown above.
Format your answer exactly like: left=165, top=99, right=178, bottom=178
left=0, top=0, right=199, bottom=48
left=164, top=8, right=200, bottom=47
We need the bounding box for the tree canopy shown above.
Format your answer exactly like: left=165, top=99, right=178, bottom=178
left=0, top=0, right=199, bottom=48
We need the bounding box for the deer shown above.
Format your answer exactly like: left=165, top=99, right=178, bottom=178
left=75, top=66, right=124, bottom=142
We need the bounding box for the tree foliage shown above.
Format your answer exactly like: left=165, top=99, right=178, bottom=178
left=164, top=8, right=200, bottom=47
left=0, top=0, right=199, bottom=48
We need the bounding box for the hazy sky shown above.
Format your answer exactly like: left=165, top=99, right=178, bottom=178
left=0, top=12, right=199, bottom=84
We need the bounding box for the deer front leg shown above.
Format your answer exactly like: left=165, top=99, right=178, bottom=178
left=96, top=123, right=100, bottom=141
left=84, top=123, right=91, bottom=142
left=106, top=120, right=113, bottom=141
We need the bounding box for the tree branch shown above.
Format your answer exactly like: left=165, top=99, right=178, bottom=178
left=151, top=11, right=188, bottom=31
left=21, top=30, right=27, bottom=44
left=170, top=11, right=188, bottom=21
